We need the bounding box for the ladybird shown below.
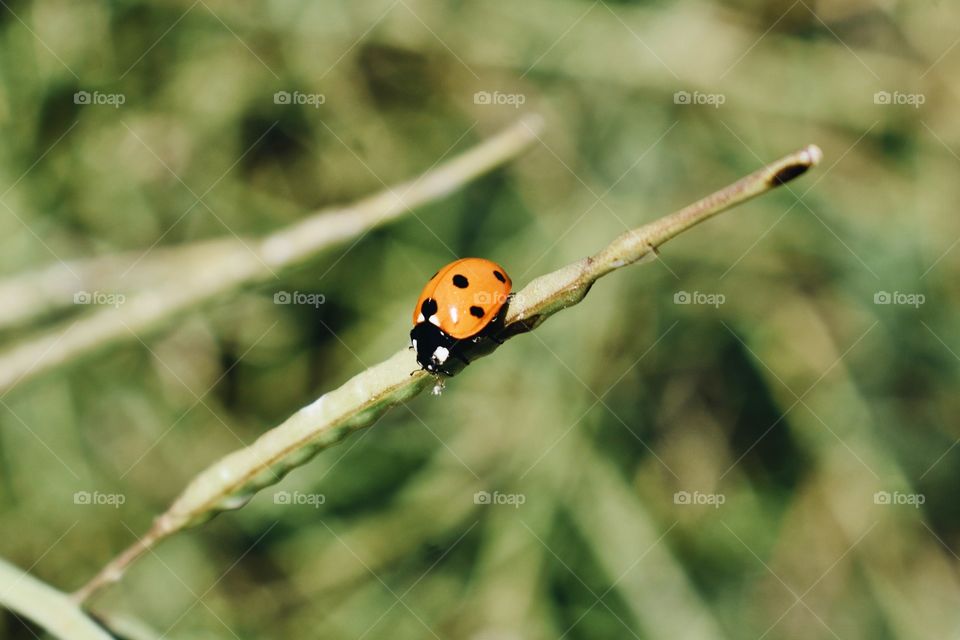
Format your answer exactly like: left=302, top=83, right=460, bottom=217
left=410, top=257, right=512, bottom=376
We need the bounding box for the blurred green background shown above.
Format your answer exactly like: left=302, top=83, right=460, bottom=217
left=1, top=0, right=957, bottom=638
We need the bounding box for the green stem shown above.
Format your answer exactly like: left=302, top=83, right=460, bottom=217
left=73, top=143, right=822, bottom=605
left=0, top=556, right=112, bottom=639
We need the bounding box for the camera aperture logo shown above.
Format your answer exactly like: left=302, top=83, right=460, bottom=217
left=674, top=290, right=725, bottom=308
left=74, top=290, right=125, bottom=308
left=273, top=490, right=326, bottom=508
left=673, top=90, right=725, bottom=108
left=274, top=90, right=326, bottom=108
left=74, top=90, right=126, bottom=108
left=873, top=490, right=924, bottom=508
left=874, top=291, right=924, bottom=308
left=473, top=91, right=526, bottom=109
left=873, top=91, right=924, bottom=108
left=274, top=291, right=326, bottom=308
left=474, top=490, right=526, bottom=508
left=74, top=490, right=126, bottom=508
left=673, top=490, right=725, bottom=509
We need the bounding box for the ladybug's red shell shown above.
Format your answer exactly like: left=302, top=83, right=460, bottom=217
left=412, top=258, right=512, bottom=340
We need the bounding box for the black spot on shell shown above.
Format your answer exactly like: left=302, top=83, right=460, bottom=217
left=420, top=298, right=438, bottom=317
left=493, top=270, right=506, bottom=283
left=452, top=274, right=469, bottom=288
left=469, top=306, right=485, bottom=318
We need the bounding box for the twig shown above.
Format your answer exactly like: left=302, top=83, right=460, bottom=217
left=0, top=556, right=112, bottom=639
left=0, top=116, right=544, bottom=393
left=72, top=144, right=822, bottom=604
left=0, top=238, right=236, bottom=332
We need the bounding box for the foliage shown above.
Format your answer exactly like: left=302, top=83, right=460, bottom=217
left=0, top=1, right=954, bottom=638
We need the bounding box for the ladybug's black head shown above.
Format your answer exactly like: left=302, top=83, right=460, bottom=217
left=410, top=322, right=464, bottom=376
